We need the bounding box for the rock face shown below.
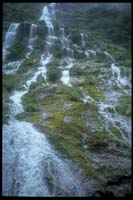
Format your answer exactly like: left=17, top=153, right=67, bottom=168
left=3, top=3, right=131, bottom=197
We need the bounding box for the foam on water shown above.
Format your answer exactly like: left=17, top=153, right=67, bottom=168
left=3, top=119, right=89, bottom=196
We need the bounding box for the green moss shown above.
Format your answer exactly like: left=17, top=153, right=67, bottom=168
left=3, top=86, right=11, bottom=124
left=111, top=127, right=123, bottom=139
left=41, top=125, right=95, bottom=179
left=22, top=90, right=42, bottom=112
left=16, top=112, right=42, bottom=125
left=70, top=64, right=84, bottom=76
left=80, top=162, right=95, bottom=178
left=115, top=95, right=131, bottom=117
left=67, top=87, right=83, bottom=102
left=16, top=50, right=41, bottom=75
left=8, top=39, right=27, bottom=60
left=83, top=85, right=105, bottom=101
left=88, top=131, right=110, bottom=149
left=3, top=74, right=21, bottom=92
left=95, top=51, right=112, bottom=64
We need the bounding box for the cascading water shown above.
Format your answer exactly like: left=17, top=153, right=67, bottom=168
left=26, top=24, right=37, bottom=58
left=80, top=33, right=85, bottom=47
left=109, top=63, right=130, bottom=90
left=59, top=27, right=74, bottom=58
left=3, top=3, right=131, bottom=197
left=3, top=23, right=24, bottom=74
left=40, top=3, right=55, bottom=53
left=3, top=3, right=91, bottom=196
left=28, top=24, right=37, bottom=50
left=3, top=69, right=89, bottom=196
left=3, top=23, right=20, bottom=61
left=59, top=27, right=75, bottom=86
left=3, top=60, right=23, bottom=75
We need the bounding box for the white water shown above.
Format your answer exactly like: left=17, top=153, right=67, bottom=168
left=80, top=33, right=85, bottom=47
left=80, top=61, right=131, bottom=146
left=110, top=63, right=129, bottom=89
left=3, top=23, right=20, bottom=61
left=3, top=101, right=88, bottom=196
left=98, top=101, right=131, bottom=145
left=28, top=24, right=37, bottom=50
left=3, top=3, right=92, bottom=196
left=26, top=54, right=53, bottom=88
left=40, top=3, right=56, bottom=55
left=61, top=70, right=71, bottom=87
left=59, top=27, right=76, bottom=86
left=3, top=60, right=23, bottom=75
left=3, top=2, right=131, bottom=197
left=60, top=57, right=75, bottom=86
left=59, top=27, right=74, bottom=59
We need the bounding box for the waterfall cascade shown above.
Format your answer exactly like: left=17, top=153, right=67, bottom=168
left=3, top=23, right=20, bottom=61
left=3, top=4, right=90, bottom=196
left=3, top=2, right=131, bottom=197
left=28, top=24, right=37, bottom=50
left=80, top=33, right=85, bottom=47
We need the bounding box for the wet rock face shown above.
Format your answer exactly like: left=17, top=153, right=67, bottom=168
left=3, top=3, right=131, bottom=197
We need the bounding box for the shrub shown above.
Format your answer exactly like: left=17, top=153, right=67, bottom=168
left=47, top=67, right=61, bottom=83
left=68, top=87, right=83, bottom=102
left=47, top=59, right=61, bottom=83
left=3, top=74, right=20, bottom=92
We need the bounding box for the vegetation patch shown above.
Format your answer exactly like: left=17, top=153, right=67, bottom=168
left=115, top=95, right=131, bottom=117
left=46, top=59, right=62, bottom=83
left=3, top=86, right=10, bottom=124
left=83, top=84, right=105, bottom=101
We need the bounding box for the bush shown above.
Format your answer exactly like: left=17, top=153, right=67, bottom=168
left=68, top=87, right=83, bottom=102
left=47, top=67, right=61, bottom=83
left=3, top=74, right=20, bottom=92
left=47, top=59, right=61, bottom=83
left=8, top=39, right=27, bottom=60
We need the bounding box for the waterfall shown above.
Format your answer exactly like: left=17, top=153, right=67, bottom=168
left=3, top=3, right=131, bottom=197
left=59, top=27, right=66, bottom=49
left=59, top=27, right=74, bottom=59
left=28, top=24, right=37, bottom=50
left=98, top=101, right=131, bottom=146
left=2, top=63, right=87, bottom=195
left=80, top=33, right=85, bottom=47
left=61, top=70, right=72, bottom=87
left=110, top=63, right=129, bottom=88
left=40, top=3, right=56, bottom=54
left=3, top=5, right=91, bottom=196
left=3, top=23, right=20, bottom=61
left=59, top=27, right=75, bottom=86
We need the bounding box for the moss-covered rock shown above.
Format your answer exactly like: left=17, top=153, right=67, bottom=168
left=115, top=95, right=131, bottom=117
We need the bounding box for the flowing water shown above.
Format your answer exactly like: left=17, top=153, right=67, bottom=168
left=3, top=3, right=131, bottom=197
left=28, top=24, right=37, bottom=50
left=3, top=23, right=20, bottom=61
left=80, top=33, right=85, bottom=47
left=3, top=3, right=91, bottom=196
left=3, top=60, right=23, bottom=75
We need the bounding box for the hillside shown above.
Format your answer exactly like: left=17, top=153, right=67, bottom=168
left=2, top=3, right=131, bottom=197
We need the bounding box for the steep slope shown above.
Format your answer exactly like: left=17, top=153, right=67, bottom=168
left=3, top=3, right=131, bottom=197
